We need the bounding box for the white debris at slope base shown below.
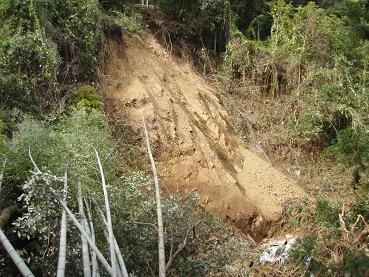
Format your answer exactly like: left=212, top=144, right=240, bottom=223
left=259, top=236, right=297, bottom=265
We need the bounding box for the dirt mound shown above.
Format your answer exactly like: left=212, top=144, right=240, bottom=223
left=103, top=33, right=305, bottom=240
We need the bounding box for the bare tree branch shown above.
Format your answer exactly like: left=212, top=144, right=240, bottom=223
left=165, top=227, right=191, bottom=271
left=141, top=110, right=166, bottom=277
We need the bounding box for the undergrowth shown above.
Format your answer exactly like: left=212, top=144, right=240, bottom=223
left=218, top=1, right=368, bottom=275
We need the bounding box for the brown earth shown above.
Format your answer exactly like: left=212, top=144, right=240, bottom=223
left=103, top=32, right=305, bottom=240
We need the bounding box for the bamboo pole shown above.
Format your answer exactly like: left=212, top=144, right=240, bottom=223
left=78, top=182, right=92, bottom=277
left=84, top=199, right=100, bottom=277
left=56, top=172, right=69, bottom=277
left=98, top=209, right=129, bottom=277
left=0, top=227, right=34, bottom=277
left=0, top=159, right=7, bottom=202
left=141, top=111, right=166, bottom=277
left=57, top=197, right=113, bottom=275
left=94, top=149, right=117, bottom=277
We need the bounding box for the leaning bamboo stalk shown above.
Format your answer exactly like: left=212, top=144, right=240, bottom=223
left=28, top=151, right=111, bottom=275
left=57, top=197, right=113, bottom=275
left=0, top=227, right=34, bottom=277
left=28, top=146, right=40, bottom=173
left=84, top=199, right=100, bottom=277
left=0, top=159, right=7, bottom=194
left=141, top=111, right=166, bottom=277
left=100, top=226, right=122, bottom=277
left=94, top=149, right=117, bottom=277
left=98, top=209, right=129, bottom=277
left=56, top=172, right=69, bottom=277
left=78, top=182, right=92, bottom=277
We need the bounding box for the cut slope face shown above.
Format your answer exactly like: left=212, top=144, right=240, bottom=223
left=104, top=33, right=305, bottom=239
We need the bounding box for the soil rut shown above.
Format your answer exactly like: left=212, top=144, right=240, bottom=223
left=104, top=33, right=305, bottom=239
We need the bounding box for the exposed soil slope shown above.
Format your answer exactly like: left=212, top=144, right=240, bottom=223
left=104, top=33, right=305, bottom=239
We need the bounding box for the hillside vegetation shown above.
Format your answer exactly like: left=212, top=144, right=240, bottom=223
left=0, top=0, right=368, bottom=276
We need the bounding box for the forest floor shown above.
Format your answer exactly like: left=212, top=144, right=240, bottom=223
left=103, top=32, right=306, bottom=241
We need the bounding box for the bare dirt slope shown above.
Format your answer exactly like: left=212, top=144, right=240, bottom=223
left=104, top=33, right=305, bottom=239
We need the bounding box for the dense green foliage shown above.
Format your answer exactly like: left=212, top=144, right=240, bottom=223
left=218, top=0, right=368, bottom=275
left=0, top=0, right=102, bottom=113
left=0, top=107, right=250, bottom=276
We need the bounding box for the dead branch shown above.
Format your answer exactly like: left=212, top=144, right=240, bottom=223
left=339, top=203, right=369, bottom=244
left=165, top=227, right=191, bottom=271
left=166, top=221, right=204, bottom=271
left=354, top=226, right=369, bottom=244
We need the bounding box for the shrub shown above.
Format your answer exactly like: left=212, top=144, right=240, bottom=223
left=68, top=85, right=102, bottom=109
left=0, top=105, right=252, bottom=276
left=110, top=10, right=143, bottom=32
left=0, top=32, right=61, bottom=113
left=0, top=0, right=103, bottom=114
left=315, top=200, right=340, bottom=227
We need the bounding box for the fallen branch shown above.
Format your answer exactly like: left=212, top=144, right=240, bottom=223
left=141, top=110, right=166, bottom=277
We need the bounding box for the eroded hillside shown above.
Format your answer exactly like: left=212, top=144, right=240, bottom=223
left=104, top=33, right=305, bottom=240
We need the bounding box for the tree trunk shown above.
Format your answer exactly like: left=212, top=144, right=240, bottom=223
left=141, top=111, right=166, bottom=277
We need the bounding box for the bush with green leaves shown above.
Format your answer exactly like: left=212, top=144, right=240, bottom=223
left=109, top=10, right=143, bottom=32
left=222, top=1, right=368, bottom=157
left=0, top=0, right=103, bottom=113
left=68, top=85, right=103, bottom=109
left=0, top=105, right=251, bottom=276
left=0, top=31, right=60, bottom=113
